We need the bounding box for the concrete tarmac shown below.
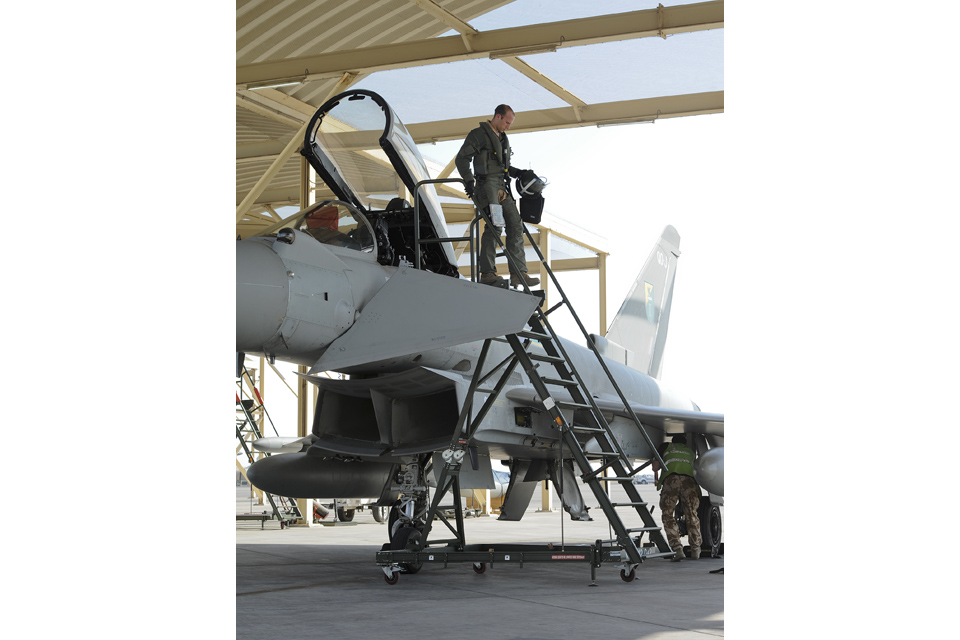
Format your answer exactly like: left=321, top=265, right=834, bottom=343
left=237, top=482, right=723, bottom=639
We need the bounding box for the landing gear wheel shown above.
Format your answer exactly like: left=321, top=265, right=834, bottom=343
left=390, top=526, right=423, bottom=574
left=698, top=501, right=722, bottom=552
left=473, top=562, right=486, bottom=574
left=384, top=571, right=399, bottom=585
left=336, top=507, right=355, bottom=522
left=372, top=506, right=386, bottom=523
left=620, top=568, right=636, bottom=582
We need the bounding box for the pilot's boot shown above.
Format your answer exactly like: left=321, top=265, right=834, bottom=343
left=690, top=547, right=701, bottom=560
left=671, top=548, right=685, bottom=562
left=479, top=272, right=504, bottom=286
left=510, top=272, right=540, bottom=287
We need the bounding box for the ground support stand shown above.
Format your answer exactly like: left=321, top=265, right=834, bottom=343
left=377, top=540, right=671, bottom=585
left=379, top=181, right=688, bottom=586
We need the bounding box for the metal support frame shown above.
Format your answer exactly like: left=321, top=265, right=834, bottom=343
left=412, top=177, right=481, bottom=278
left=236, top=368, right=302, bottom=528
left=377, top=204, right=682, bottom=585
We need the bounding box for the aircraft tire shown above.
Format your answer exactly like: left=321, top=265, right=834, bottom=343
left=336, top=506, right=355, bottom=522
left=698, top=502, right=722, bottom=551
left=390, top=526, right=423, bottom=574
left=372, top=506, right=387, bottom=523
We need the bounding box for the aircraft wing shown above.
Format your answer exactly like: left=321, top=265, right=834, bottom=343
left=309, top=267, right=541, bottom=373
left=504, top=387, right=724, bottom=437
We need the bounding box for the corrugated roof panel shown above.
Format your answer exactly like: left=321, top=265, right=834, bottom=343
left=236, top=105, right=298, bottom=144
left=236, top=156, right=302, bottom=205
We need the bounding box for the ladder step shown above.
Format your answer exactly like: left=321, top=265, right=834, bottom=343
left=528, top=353, right=565, bottom=364
left=557, top=401, right=593, bottom=410
left=585, top=452, right=622, bottom=459
left=625, top=527, right=661, bottom=533
left=570, top=425, right=604, bottom=433
left=597, top=477, right=636, bottom=482
left=611, top=502, right=649, bottom=507
left=515, top=330, right=551, bottom=341
left=643, top=550, right=680, bottom=559
left=542, top=377, right=579, bottom=388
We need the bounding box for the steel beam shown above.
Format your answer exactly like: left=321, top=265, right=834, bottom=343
left=237, top=2, right=724, bottom=88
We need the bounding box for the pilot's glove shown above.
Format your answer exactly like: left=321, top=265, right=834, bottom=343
left=464, top=180, right=475, bottom=198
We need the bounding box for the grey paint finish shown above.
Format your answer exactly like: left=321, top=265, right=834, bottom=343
left=309, top=266, right=540, bottom=373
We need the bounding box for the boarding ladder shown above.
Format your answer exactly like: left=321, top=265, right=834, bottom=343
left=236, top=366, right=302, bottom=528
left=395, top=182, right=675, bottom=578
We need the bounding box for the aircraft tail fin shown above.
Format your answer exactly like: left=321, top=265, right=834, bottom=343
left=595, top=226, right=681, bottom=379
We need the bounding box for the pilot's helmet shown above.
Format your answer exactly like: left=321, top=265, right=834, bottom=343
left=516, top=170, right=547, bottom=197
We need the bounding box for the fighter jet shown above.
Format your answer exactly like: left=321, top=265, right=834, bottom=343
left=237, top=90, right=723, bottom=553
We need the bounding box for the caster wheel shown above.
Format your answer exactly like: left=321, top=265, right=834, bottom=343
left=473, top=562, right=486, bottom=574
left=620, top=568, right=636, bottom=582
left=384, top=572, right=399, bottom=585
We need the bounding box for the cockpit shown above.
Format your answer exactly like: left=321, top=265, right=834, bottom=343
left=291, top=90, right=460, bottom=277
left=254, top=199, right=377, bottom=256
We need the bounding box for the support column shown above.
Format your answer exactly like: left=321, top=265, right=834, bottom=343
left=538, top=480, right=554, bottom=512
left=599, top=252, right=608, bottom=336
left=538, top=226, right=553, bottom=513
left=538, top=227, right=551, bottom=310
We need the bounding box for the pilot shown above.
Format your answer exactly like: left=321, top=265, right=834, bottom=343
left=305, top=205, right=358, bottom=249
left=652, top=434, right=702, bottom=561
left=455, top=104, right=539, bottom=288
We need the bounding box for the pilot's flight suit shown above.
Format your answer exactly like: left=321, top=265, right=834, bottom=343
left=657, top=442, right=703, bottom=558
left=455, top=121, right=528, bottom=278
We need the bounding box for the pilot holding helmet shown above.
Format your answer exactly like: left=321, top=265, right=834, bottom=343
left=455, top=104, right=539, bottom=288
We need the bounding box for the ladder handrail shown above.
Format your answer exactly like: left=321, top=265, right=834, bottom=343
left=518, top=224, right=669, bottom=473
left=412, top=178, right=482, bottom=278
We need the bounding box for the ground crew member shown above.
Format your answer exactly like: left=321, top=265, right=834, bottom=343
left=653, top=434, right=702, bottom=561
left=455, top=104, right=539, bottom=288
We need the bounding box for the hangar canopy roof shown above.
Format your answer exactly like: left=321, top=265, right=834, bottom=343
left=236, top=0, right=724, bottom=236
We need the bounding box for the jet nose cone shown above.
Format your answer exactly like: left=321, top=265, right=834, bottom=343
left=237, top=239, right=288, bottom=352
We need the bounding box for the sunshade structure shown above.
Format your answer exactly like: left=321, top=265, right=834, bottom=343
left=236, top=0, right=723, bottom=321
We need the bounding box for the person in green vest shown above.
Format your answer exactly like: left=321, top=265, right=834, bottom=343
left=653, top=434, right=702, bottom=561
left=455, top=104, right=540, bottom=288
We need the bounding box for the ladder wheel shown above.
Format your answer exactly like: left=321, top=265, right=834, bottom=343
left=384, top=572, right=399, bottom=585
left=620, top=568, right=636, bottom=582
left=473, top=562, right=486, bottom=574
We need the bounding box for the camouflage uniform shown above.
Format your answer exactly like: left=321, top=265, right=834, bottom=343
left=659, top=473, right=702, bottom=554
left=657, top=442, right=701, bottom=555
